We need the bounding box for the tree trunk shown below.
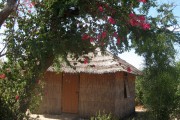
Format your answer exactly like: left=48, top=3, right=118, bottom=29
left=0, top=0, right=17, bottom=27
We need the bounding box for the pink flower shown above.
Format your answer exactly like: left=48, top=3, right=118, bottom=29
left=117, top=37, right=121, bottom=44
left=138, top=15, right=146, bottom=21
left=129, top=13, right=150, bottom=30
left=108, top=17, right=116, bottom=24
left=101, top=31, right=107, bottom=39
left=84, top=58, right=88, bottom=64
left=29, top=4, right=33, bottom=8
left=0, top=74, right=6, bottom=79
left=90, top=37, right=96, bottom=42
left=142, top=23, right=150, bottom=30
left=15, top=95, right=19, bottom=100
left=98, top=6, right=103, bottom=12
left=129, top=13, right=139, bottom=26
left=113, top=32, right=118, bottom=37
left=82, top=34, right=90, bottom=40
left=97, top=34, right=101, bottom=40
left=129, top=19, right=139, bottom=26
left=129, top=13, right=136, bottom=18
left=138, top=0, right=147, bottom=3
left=127, top=67, right=132, bottom=73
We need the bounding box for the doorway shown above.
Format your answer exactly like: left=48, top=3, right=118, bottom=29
left=62, top=73, right=79, bottom=113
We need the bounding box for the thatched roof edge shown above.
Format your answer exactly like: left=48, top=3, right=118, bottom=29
left=47, top=50, right=142, bottom=75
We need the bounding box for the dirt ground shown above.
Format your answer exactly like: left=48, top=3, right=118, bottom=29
left=135, top=105, right=147, bottom=112
left=29, top=113, right=80, bottom=120
left=29, top=106, right=146, bottom=120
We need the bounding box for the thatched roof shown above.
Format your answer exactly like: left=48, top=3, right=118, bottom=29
left=48, top=49, right=142, bottom=75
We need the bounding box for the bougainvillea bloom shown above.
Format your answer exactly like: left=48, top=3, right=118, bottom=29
left=129, top=13, right=136, bottom=18
left=138, top=15, right=145, bottom=21
left=113, top=32, right=118, bottom=37
left=108, top=17, right=116, bottom=24
left=117, top=37, right=121, bottom=44
left=15, top=95, right=19, bottom=100
left=82, top=34, right=90, bottom=40
left=101, top=31, right=107, bottom=39
left=90, top=37, right=96, bottom=42
left=98, top=6, right=103, bottom=12
left=142, top=23, right=150, bottom=30
left=129, top=19, right=138, bottom=26
left=138, top=0, right=147, bottom=3
left=127, top=67, right=132, bottom=73
left=129, top=13, right=139, bottom=26
left=29, top=3, right=33, bottom=8
left=129, top=13, right=150, bottom=30
left=97, top=34, right=101, bottom=40
left=84, top=58, right=88, bottom=64
left=0, top=74, right=6, bottom=79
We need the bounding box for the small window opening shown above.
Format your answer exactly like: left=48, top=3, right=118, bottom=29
left=124, top=72, right=130, bottom=98
left=124, top=81, right=127, bottom=98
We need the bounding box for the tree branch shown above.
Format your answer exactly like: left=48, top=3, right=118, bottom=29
left=0, top=41, right=8, bottom=57
left=0, top=53, right=7, bottom=57
left=0, top=0, right=17, bottom=27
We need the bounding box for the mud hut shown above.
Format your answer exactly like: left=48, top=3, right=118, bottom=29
left=38, top=49, right=141, bottom=118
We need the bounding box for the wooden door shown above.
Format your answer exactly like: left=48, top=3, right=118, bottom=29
left=62, top=73, right=79, bottom=113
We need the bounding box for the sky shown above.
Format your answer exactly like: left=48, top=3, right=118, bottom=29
left=1, top=0, right=180, bottom=69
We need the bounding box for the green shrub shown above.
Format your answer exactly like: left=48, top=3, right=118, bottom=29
left=0, top=63, right=43, bottom=120
left=139, top=66, right=179, bottom=120
left=135, top=76, right=144, bottom=106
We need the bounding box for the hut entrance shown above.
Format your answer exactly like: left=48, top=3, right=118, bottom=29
left=62, top=73, right=79, bottom=113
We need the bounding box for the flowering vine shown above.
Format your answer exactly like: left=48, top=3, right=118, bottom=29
left=129, top=13, right=150, bottom=30
left=0, top=74, right=6, bottom=79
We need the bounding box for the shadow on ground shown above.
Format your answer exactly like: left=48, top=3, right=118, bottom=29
left=122, top=111, right=149, bottom=120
